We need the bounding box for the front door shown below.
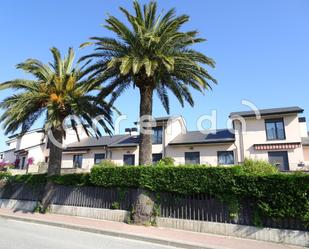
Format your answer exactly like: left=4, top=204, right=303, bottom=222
left=268, top=151, right=289, bottom=171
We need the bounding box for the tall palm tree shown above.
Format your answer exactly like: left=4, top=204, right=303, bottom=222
left=0, top=47, right=114, bottom=175
left=80, top=1, right=217, bottom=165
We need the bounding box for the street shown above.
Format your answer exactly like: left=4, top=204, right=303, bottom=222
left=0, top=217, right=177, bottom=249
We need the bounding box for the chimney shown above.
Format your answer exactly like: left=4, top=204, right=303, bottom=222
left=125, top=127, right=138, bottom=136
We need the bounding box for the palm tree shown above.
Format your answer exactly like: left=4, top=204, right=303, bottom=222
left=0, top=47, right=114, bottom=175
left=80, top=1, right=217, bottom=165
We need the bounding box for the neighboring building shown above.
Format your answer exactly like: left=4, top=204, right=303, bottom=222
left=0, top=127, right=86, bottom=172
left=1, top=106, right=309, bottom=171
left=1, top=128, right=47, bottom=170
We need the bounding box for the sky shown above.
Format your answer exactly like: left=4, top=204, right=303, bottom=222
left=0, top=0, right=308, bottom=151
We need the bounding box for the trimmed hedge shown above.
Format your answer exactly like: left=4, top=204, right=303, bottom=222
left=8, top=173, right=47, bottom=187
left=90, top=165, right=240, bottom=195
left=90, top=165, right=309, bottom=224
left=49, top=173, right=91, bottom=186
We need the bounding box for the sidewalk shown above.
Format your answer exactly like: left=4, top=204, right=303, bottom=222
left=0, top=208, right=304, bottom=249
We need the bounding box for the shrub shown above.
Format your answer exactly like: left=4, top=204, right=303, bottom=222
left=240, top=158, right=278, bottom=174
left=95, top=159, right=118, bottom=167
left=49, top=173, right=91, bottom=186
left=156, top=157, right=175, bottom=166
left=8, top=174, right=47, bottom=187
left=0, top=162, right=14, bottom=171
left=111, top=201, right=120, bottom=210
left=0, top=171, right=11, bottom=180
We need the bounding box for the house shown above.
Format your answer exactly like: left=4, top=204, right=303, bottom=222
left=0, top=127, right=85, bottom=172
left=231, top=107, right=307, bottom=170
left=1, top=106, right=309, bottom=172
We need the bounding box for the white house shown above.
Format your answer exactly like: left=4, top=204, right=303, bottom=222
left=1, top=106, right=309, bottom=172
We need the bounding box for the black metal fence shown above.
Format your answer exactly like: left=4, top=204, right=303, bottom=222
left=0, top=183, right=307, bottom=231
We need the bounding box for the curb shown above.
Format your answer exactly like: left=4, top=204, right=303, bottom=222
left=0, top=214, right=213, bottom=249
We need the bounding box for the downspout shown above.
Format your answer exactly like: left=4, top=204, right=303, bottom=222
left=163, top=124, right=166, bottom=158
left=238, top=120, right=245, bottom=163
left=232, top=120, right=239, bottom=164
left=233, top=120, right=245, bottom=164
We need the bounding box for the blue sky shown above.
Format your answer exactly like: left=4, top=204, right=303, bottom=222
left=0, top=0, right=308, bottom=151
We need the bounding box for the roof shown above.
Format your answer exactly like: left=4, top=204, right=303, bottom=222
left=65, top=135, right=127, bottom=149
left=7, top=128, right=45, bottom=140
left=66, top=134, right=140, bottom=150
left=169, top=129, right=235, bottom=145
left=108, top=136, right=139, bottom=148
left=229, top=106, right=304, bottom=118
left=0, top=148, right=15, bottom=154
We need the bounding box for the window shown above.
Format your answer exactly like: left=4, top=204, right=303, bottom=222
left=94, top=153, right=105, bottom=164
left=265, top=118, right=286, bottom=140
left=45, top=157, right=49, bottom=163
left=0, top=154, right=3, bottom=160
left=185, top=152, right=200, bottom=164
left=123, top=154, right=135, bottom=165
left=218, top=151, right=234, bottom=165
left=152, top=127, right=163, bottom=144
left=73, top=154, right=83, bottom=168
left=152, top=153, right=162, bottom=164
left=268, top=151, right=289, bottom=171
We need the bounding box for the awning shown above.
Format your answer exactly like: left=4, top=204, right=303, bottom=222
left=254, top=142, right=301, bottom=151
left=14, top=149, right=28, bottom=156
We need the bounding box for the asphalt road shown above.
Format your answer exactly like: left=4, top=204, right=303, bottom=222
left=0, top=217, right=177, bottom=249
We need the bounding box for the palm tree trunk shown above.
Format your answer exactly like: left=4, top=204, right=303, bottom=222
left=138, top=85, right=153, bottom=165
left=47, top=127, right=63, bottom=176
left=133, top=86, right=155, bottom=225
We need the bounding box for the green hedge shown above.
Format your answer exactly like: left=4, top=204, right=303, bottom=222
left=8, top=174, right=47, bottom=187
left=90, top=165, right=309, bottom=223
left=90, top=165, right=240, bottom=195
left=49, top=173, right=91, bottom=186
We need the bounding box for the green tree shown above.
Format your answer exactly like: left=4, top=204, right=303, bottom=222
left=80, top=1, right=217, bottom=165
left=0, top=47, right=114, bottom=175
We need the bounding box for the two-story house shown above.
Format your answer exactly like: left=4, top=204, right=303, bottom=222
left=231, top=107, right=307, bottom=170
left=1, top=106, right=309, bottom=172
left=0, top=126, right=86, bottom=172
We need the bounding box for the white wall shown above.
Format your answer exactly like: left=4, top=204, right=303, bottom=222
left=166, top=143, right=236, bottom=165
left=62, top=148, right=106, bottom=170
left=299, top=121, right=308, bottom=137
left=110, top=147, right=139, bottom=166
left=164, top=117, right=186, bottom=146
left=303, top=147, right=309, bottom=164
left=14, top=131, right=45, bottom=151
left=1, top=150, right=15, bottom=164
left=27, top=144, right=46, bottom=164
left=63, top=126, right=89, bottom=146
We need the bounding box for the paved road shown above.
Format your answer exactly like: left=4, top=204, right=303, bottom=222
left=0, top=217, right=177, bottom=249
